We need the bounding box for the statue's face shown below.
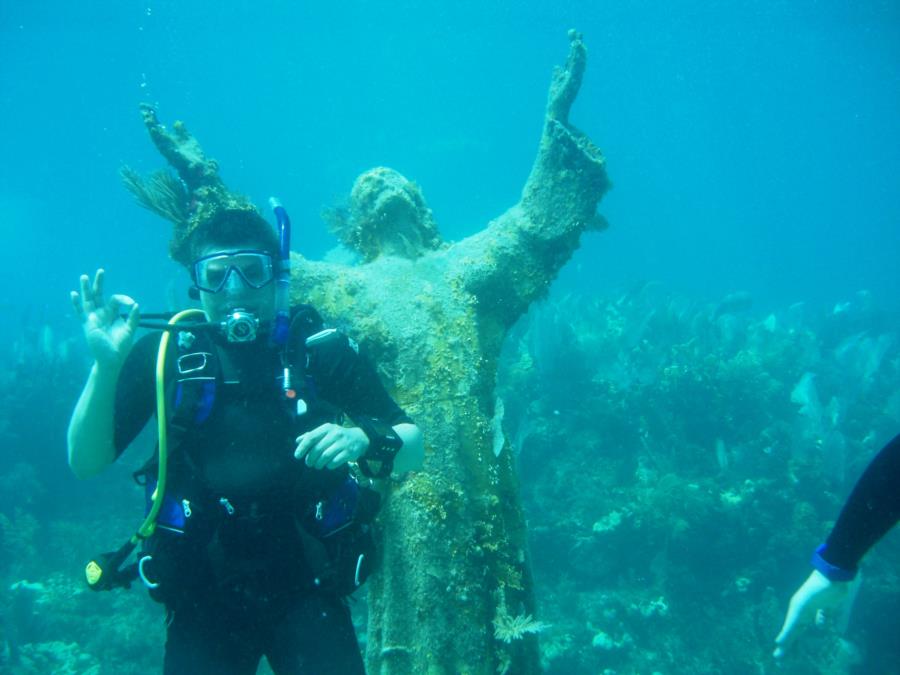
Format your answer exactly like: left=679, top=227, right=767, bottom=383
left=348, top=167, right=440, bottom=261
left=193, top=241, right=277, bottom=324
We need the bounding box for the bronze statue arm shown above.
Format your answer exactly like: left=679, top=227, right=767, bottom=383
left=449, top=31, right=610, bottom=328
left=137, top=104, right=225, bottom=192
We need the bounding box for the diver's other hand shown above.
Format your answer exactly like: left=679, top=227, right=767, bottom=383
left=773, top=570, right=848, bottom=659
left=295, top=423, right=369, bottom=470
left=70, top=269, right=140, bottom=369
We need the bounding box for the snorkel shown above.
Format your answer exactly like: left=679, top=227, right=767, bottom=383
left=268, top=197, right=292, bottom=347
left=268, top=197, right=295, bottom=396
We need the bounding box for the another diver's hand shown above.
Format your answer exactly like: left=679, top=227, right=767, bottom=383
left=295, top=423, right=369, bottom=470
left=70, top=269, right=140, bottom=370
left=773, top=570, right=849, bottom=659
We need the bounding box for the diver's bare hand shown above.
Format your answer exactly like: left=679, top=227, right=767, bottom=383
left=295, top=423, right=369, bottom=470
left=70, top=269, right=140, bottom=369
left=773, top=569, right=854, bottom=659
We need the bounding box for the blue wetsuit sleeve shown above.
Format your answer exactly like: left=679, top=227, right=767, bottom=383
left=113, top=332, right=162, bottom=457
left=818, top=432, right=900, bottom=576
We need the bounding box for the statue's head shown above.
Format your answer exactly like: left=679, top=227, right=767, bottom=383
left=325, top=167, right=443, bottom=262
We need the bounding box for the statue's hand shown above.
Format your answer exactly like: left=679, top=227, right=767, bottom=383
left=70, top=269, right=140, bottom=370
left=546, top=29, right=586, bottom=124
left=295, top=423, right=369, bottom=470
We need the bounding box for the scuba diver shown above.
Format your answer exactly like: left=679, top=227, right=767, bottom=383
left=773, top=432, right=900, bottom=659
left=66, top=203, right=424, bottom=674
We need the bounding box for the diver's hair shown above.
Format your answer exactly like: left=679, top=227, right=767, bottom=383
left=186, top=207, right=280, bottom=264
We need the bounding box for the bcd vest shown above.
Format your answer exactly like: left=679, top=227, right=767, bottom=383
left=135, top=305, right=380, bottom=604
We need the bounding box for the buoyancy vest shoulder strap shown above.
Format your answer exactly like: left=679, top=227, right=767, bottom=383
left=132, top=331, right=219, bottom=485
left=169, top=331, right=219, bottom=430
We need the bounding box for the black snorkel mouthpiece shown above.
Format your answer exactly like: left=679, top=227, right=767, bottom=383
left=269, top=197, right=292, bottom=348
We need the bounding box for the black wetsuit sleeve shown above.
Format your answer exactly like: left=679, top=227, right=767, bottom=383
left=113, top=332, right=163, bottom=457
left=310, top=336, right=413, bottom=426
left=822, top=432, right=900, bottom=571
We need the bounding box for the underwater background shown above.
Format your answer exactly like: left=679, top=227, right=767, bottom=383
left=1, top=1, right=899, bottom=673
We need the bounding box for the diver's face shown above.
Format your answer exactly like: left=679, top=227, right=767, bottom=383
left=193, top=243, right=277, bottom=324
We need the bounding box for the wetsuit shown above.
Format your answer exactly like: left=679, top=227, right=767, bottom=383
left=815, top=433, right=900, bottom=580
left=113, top=313, right=411, bottom=674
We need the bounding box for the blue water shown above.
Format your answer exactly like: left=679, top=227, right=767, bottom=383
left=1, top=1, right=899, bottom=672
left=2, top=1, right=899, bottom=319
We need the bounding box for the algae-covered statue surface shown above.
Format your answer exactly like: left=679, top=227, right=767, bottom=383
left=124, top=30, right=608, bottom=674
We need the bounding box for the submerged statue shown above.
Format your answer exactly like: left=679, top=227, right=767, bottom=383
left=124, top=30, right=608, bottom=674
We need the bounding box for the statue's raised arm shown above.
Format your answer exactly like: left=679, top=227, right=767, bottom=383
left=449, top=29, right=610, bottom=327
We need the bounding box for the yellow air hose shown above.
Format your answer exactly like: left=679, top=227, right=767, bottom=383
left=135, top=308, right=206, bottom=542
left=85, top=308, right=207, bottom=589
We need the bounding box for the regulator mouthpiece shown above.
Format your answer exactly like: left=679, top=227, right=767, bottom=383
left=222, top=309, right=259, bottom=343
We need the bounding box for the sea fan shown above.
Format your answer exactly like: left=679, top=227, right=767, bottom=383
left=493, top=611, right=547, bottom=643
left=120, top=166, right=191, bottom=226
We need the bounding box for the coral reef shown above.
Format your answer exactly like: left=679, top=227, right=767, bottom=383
left=0, top=320, right=164, bottom=674
left=0, top=280, right=897, bottom=673
left=497, top=286, right=900, bottom=674
left=11, top=640, right=100, bottom=675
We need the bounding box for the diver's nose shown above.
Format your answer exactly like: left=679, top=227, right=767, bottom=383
left=223, top=268, right=247, bottom=292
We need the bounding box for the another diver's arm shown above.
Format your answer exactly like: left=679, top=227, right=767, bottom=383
left=66, top=270, right=140, bottom=479
left=818, top=432, right=900, bottom=574
left=774, top=432, right=900, bottom=658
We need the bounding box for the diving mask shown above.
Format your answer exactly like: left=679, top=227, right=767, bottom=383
left=192, top=250, right=275, bottom=294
